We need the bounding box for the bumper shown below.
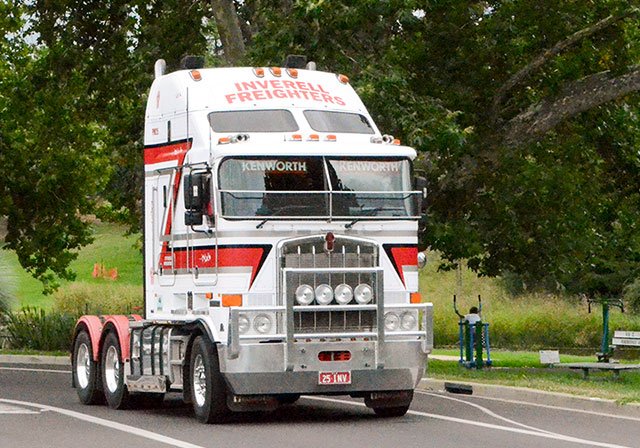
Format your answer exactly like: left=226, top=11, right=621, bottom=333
left=219, top=339, right=428, bottom=395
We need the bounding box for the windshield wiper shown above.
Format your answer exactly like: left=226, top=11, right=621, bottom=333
left=256, top=205, right=324, bottom=229
left=345, top=207, right=384, bottom=229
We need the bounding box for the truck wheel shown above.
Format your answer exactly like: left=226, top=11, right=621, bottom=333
left=277, top=394, right=300, bottom=405
left=190, top=335, right=230, bottom=423
left=373, top=405, right=410, bottom=417
left=73, top=330, right=103, bottom=404
left=101, top=331, right=130, bottom=409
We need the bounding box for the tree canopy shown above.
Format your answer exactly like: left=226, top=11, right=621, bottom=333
left=1, top=0, right=639, bottom=299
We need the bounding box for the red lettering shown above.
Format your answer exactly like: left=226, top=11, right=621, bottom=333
left=270, top=80, right=282, bottom=88
left=321, top=93, right=334, bottom=104
left=253, top=90, right=266, bottom=100
left=273, top=89, right=287, bottom=99
left=317, top=84, right=329, bottom=93
left=241, top=81, right=256, bottom=91
left=296, top=81, right=308, bottom=90
left=225, top=93, right=237, bottom=104
left=334, top=96, right=345, bottom=106
left=299, top=91, right=310, bottom=100
left=234, top=83, right=242, bottom=92
left=287, top=90, right=300, bottom=99
left=256, top=80, right=269, bottom=89
left=310, top=91, right=321, bottom=101
left=308, top=83, right=318, bottom=92
left=264, top=89, right=273, bottom=99
left=283, top=80, right=296, bottom=89
left=238, top=92, right=252, bottom=102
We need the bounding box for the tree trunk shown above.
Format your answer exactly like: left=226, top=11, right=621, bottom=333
left=210, top=0, right=246, bottom=65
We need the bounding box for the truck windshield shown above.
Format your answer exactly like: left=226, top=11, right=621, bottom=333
left=218, top=157, right=416, bottom=219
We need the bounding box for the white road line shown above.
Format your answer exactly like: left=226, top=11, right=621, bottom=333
left=0, top=403, right=39, bottom=415
left=418, top=390, right=640, bottom=423
left=0, top=398, right=204, bottom=448
left=301, top=396, right=631, bottom=448
left=419, top=392, right=556, bottom=435
left=0, top=367, right=70, bottom=374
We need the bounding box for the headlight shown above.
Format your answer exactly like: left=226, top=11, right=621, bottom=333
left=400, top=311, right=417, bottom=330
left=354, top=283, right=373, bottom=304
left=384, top=312, right=400, bottom=331
left=315, top=284, right=333, bottom=305
left=417, top=251, right=427, bottom=269
left=295, top=284, right=314, bottom=305
left=253, top=313, right=273, bottom=334
left=334, top=283, right=353, bottom=304
left=238, top=314, right=250, bottom=334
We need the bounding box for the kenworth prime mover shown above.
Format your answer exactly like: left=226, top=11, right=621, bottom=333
left=71, top=57, right=433, bottom=423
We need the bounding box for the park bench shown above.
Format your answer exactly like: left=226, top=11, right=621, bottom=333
left=612, top=331, right=640, bottom=351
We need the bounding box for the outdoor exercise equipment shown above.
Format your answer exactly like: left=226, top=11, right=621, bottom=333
left=453, top=294, right=492, bottom=368
left=587, top=297, right=624, bottom=363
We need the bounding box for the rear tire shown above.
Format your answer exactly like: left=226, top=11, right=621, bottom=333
left=101, top=331, right=131, bottom=409
left=190, top=335, right=230, bottom=423
left=373, top=405, right=410, bottom=417
left=277, top=394, right=300, bottom=405
left=73, top=330, right=103, bottom=405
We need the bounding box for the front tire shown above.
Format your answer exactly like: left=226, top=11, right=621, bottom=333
left=101, top=331, right=130, bottom=409
left=190, top=335, right=230, bottom=423
left=73, top=330, right=103, bottom=404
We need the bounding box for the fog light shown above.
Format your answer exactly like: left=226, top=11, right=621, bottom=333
left=315, top=284, right=333, bottom=305
left=354, top=284, right=373, bottom=304
left=400, top=311, right=417, bottom=331
left=384, top=312, right=400, bottom=331
left=295, top=284, right=314, bottom=305
left=238, top=314, right=250, bottom=334
left=334, top=283, right=353, bottom=304
left=253, top=314, right=273, bottom=334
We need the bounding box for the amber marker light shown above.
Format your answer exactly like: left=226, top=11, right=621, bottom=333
left=190, top=70, right=202, bottom=81
left=325, top=135, right=337, bottom=142
left=286, top=68, right=298, bottom=78
left=338, top=74, right=349, bottom=84
left=290, top=134, right=302, bottom=141
left=222, top=294, right=242, bottom=307
left=270, top=67, right=282, bottom=76
left=253, top=67, right=265, bottom=77
left=410, top=292, right=422, bottom=304
left=308, top=134, right=320, bottom=141
left=218, top=137, right=230, bottom=145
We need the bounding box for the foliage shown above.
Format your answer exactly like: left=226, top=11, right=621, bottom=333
left=52, top=282, right=143, bottom=316
left=623, top=278, right=640, bottom=313
left=4, top=306, right=76, bottom=351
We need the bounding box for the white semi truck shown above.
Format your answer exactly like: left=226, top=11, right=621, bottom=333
left=71, top=56, right=433, bottom=423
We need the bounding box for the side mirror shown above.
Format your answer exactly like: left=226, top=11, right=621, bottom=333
left=414, top=175, right=427, bottom=215
left=184, top=172, right=212, bottom=226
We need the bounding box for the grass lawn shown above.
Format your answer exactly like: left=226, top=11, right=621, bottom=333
left=0, top=221, right=142, bottom=309
left=428, top=349, right=640, bottom=404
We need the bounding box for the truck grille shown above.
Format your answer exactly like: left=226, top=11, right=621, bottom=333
left=280, top=235, right=381, bottom=336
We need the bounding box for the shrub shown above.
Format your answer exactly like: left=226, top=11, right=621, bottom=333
left=4, top=306, right=76, bottom=351
left=53, top=282, right=143, bottom=317
left=623, top=279, right=640, bottom=313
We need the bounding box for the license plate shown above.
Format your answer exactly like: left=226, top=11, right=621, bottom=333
left=319, top=371, right=351, bottom=385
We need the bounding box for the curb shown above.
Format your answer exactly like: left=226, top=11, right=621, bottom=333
left=418, top=378, right=640, bottom=418
left=2, top=354, right=640, bottom=418
left=0, top=354, right=70, bottom=366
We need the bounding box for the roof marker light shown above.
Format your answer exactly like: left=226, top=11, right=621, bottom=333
left=190, top=70, right=202, bottom=81
left=253, top=67, right=265, bottom=77
left=393, top=139, right=401, bottom=145
left=286, top=68, right=299, bottom=78
left=325, top=135, right=337, bottom=142
left=308, top=134, right=319, bottom=141
left=290, top=134, right=302, bottom=141
left=270, top=67, right=282, bottom=77
left=337, top=74, right=349, bottom=84
left=218, top=137, right=230, bottom=145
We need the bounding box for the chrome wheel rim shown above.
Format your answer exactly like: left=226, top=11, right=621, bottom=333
left=76, top=343, right=91, bottom=389
left=192, top=354, right=207, bottom=407
left=104, top=345, right=120, bottom=393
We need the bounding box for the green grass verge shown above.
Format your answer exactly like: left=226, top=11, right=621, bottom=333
left=0, top=349, right=69, bottom=357
left=1, top=221, right=142, bottom=310
left=428, top=349, right=640, bottom=404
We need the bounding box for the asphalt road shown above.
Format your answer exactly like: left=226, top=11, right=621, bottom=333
left=1, top=364, right=639, bottom=448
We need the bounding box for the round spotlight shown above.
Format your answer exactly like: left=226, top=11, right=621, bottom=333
left=384, top=312, right=400, bottom=331
left=295, top=284, right=314, bottom=305
left=354, top=284, right=373, bottom=304
left=400, top=311, right=417, bottom=331
left=238, top=314, right=250, bottom=334
left=253, top=314, right=273, bottom=334
left=334, top=283, right=353, bottom=305
left=417, top=251, right=427, bottom=269
left=315, top=284, right=334, bottom=305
